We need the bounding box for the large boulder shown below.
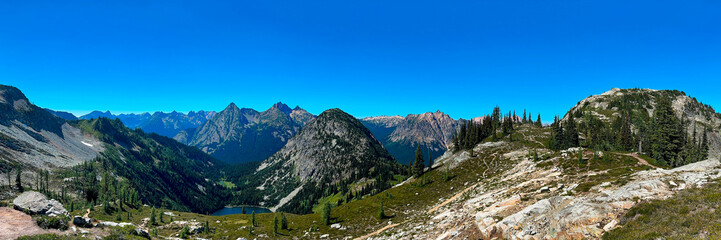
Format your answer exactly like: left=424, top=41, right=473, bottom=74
left=12, top=191, right=68, bottom=217
left=73, top=216, right=94, bottom=228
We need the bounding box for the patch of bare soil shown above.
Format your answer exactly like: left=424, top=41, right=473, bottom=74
left=0, top=207, right=58, bottom=240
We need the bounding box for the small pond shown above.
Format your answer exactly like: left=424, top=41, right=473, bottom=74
left=211, top=206, right=272, bottom=216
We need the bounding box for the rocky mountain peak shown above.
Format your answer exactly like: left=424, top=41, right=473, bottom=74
left=270, top=102, right=293, bottom=114
left=224, top=102, right=240, bottom=112
left=253, top=108, right=400, bottom=211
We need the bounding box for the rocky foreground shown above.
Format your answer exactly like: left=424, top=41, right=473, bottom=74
left=367, top=143, right=721, bottom=240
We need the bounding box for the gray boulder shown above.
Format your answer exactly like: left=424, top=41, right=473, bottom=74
left=73, top=215, right=94, bottom=228
left=13, top=191, right=68, bottom=217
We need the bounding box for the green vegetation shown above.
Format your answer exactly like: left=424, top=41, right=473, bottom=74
left=67, top=117, right=230, bottom=213
left=604, top=180, right=721, bottom=239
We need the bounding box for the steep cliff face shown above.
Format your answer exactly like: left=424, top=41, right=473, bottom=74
left=251, top=108, right=401, bottom=212
left=362, top=111, right=460, bottom=164
left=177, top=102, right=315, bottom=164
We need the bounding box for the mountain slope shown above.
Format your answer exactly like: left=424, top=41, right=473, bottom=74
left=44, top=108, right=78, bottom=120
left=0, top=85, right=103, bottom=170
left=239, top=108, right=403, bottom=213
left=71, top=118, right=230, bottom=213
left=361, top=111, right=460, bottom=164
left=177, top=102, right=315, bottom=164
left=564, top=88, right=721, bottom=160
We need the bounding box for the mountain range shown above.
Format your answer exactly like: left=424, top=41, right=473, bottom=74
left=361, top=111, right=461, bottom=164
left=174, top=102, right=315, bottom=164
left=76, top=110, right=216, bottom=138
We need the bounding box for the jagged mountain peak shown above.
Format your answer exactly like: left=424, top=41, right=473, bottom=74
left=268, top=101, right=293, bottom=114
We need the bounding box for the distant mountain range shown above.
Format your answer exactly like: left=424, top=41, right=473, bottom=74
left=361, top=111, right=461, bottom=164
left=75, top=110, right=216, bottom=138
left=174, top=102, right=315, bottom=164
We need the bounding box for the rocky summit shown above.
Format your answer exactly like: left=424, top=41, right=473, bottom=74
left=251, top=108, right=402, bottom=212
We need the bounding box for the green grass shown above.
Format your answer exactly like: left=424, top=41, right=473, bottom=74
left=603, top=180, right=721, bottom=239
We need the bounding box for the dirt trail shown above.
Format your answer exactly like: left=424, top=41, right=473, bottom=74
left=0, top=207, right=57, bottom=239
left=354, top=222, right=401, bottom=240
left=617, top=152, right=660, bottom=169
left=428, top=183, right=477, bottom=214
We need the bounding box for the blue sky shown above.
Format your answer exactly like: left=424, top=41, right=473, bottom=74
left=1, top=1, right=720, bottom=121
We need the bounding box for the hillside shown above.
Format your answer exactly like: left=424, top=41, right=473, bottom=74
left=361, top=111, right=460, bottom=164
left=236, top=108, right=404, bottom=214
left=564, top=88, right=721, bottom=162
left=0, top=85, right=103, bottom=172
left=69, top=118, right=230, bottom=213
left=176, top=102, right=314, bottom=164
left=0, top=85, right=229, bottom=215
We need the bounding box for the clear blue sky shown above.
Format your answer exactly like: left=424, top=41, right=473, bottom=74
left=2, top=1, right=720, bottom=121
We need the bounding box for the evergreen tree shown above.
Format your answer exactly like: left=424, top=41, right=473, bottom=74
left=159, top=209, right=164, bottom=223
left=150, top=208, right=157, bottom=225
left=15, top=167, right=22, bottom=192
left=205, top=220, right=210, bottom=234
left=321, top=203, right=331, bottom=225
left=564, top=114, right=579, bottom=148
left=616, top=114, right=634, bottom=151
left=251, top=211, right=257, bottom=226
left=281, top=212, right=288, bottom=230
left=491, top=106, right=501, bottom=130
left=649, top=97, right=684, bottom=166
left=701, top=129, right=709, bottom=160
left=536, top=113, right=542, bottom=127
left=412, top=145, right=425, bottom=177
left=273, top=215, right=279, bottom=236
left=241, top=206, right=246, bottom=214
left=523, top=109, right=527, bottom=123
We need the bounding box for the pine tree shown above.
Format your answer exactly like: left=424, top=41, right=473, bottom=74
left=273, top=215, right=279, bottom=236
left=205, top=220, right=210, bottom=234
left=492, top=106, right=501, bottom=130
left=15, top=167, right=23, bottom=192
left=241, top=206, right=246, bottom=214
left=251, top=211, right=257, bottom=226
left=150, top=208, right=157, bottom=225
left=159, top=209, right=164, bottom=223
left=321, top=203, right=331, bottom=225
left=564, top=114, right=579, bottom=148
left=281, top=212, right=288, bottom=230
left=523, top=109, right=527, bottom=123
left=412, top=145, right=425, bottom=177
left=701, top=129, right=709, bottom=160
left=617, top=114, right=634, bottom=151
left=536, top=113, right=542, bottom=127
left=649, top=97, right=684, bottom=166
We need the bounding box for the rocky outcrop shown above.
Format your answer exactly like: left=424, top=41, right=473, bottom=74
left=12, top=191, right=67, bottom=217
left=73, top=216, right=93, bottom=228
